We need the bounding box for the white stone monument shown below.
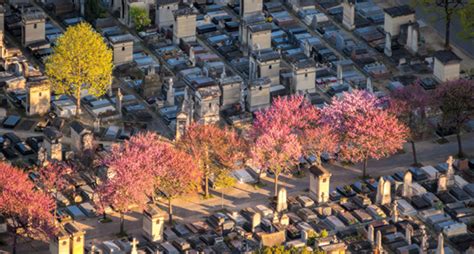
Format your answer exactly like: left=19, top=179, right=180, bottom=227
left=446, top=156, right=455, bottom=187
left=402, top=171, right=412, bottom=198
left=131, top=238, right=139, bottom=254
left=368, top=224, right=374, bottom=245
left=438, top=174, right=448, bottom=192
left=436, top=233, right=444, bottom=254
left=276, top=188, right=287, bottom=212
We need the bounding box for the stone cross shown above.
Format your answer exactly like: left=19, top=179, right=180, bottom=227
left=446, top=156, right=455, bottom=186
left=402, top=171, right=412, bottom=198
left=384, top=32, right=392, bottom=57
left=438, top=174, right=447, bottom=192
left=366, top=77, right=373, bottom=93
left=368, top=224, right=374, bottom=245
left=276, top=188, right=287, bottom=212
left=405, top=224, right=413, bottom=245
left=436, top=233, right=444, bottom=254
left=391, top=200, right=399, bottom=223
left=375, top=230, right=383, bottom=252
left=131, top=238, right=139, bottom=254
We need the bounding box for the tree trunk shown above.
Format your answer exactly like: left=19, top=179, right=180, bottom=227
left=75, top=88, right=81, bottom=118
left=168, top=199, right=173, bottom=224
left=315, top=152, right=322, bottom=166
left=221, top=189, right=224, bottom=208
left=12, top=232, right=17, bottom=254
left=411, top=141, right=419, bottom=166
left=456, top=132, right=464, bottom=158
left=273, top=174, right=279, bottom=197
left=119, top=213, right=125, bottom=235
left=102, top=211, right=107, bottom=221
left=204, top=175, right=209, bottom=198
left=444, top=6, right=452, bottom=48
left=362, top=157, right=368, bottom=178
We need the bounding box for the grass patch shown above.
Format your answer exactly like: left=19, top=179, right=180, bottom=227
left=293, top=170, right=306, bottom=178
left=436, top=138, right=449, bottom=144
left=99, top=217, right=113, bottom=223
left=115, top=231, right=128, bottom=238
left=252, top=182, right=267, bottom=189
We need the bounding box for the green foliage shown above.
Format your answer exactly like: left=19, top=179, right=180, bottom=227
left=460, top=0, right=474, bottom=38
left=320, top=229, right=328, bottom=238
left=85, top=0, right=106, bottom=21
left=256, top=245, right=325, bottom=254
left=213, top=170, right=236, bottom=189
left=130, top=6, right=151, bottom=31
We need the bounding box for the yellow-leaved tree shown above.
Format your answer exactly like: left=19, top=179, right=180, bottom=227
left=45, top=22, right=113, bottom=117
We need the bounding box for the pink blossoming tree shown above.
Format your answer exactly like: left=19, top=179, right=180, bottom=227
left=322, top=90, right=408, bottom=178
left=0, top=162, right=56, bottom=254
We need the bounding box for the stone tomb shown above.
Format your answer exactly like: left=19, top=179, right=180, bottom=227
left=143, top=205, right=166, bottom=242
left=308, top=165, right=331, bottom=203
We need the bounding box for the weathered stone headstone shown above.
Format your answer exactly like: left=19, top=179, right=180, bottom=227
left=276, top=188, right=287, bottom=212
left=375, top=230, right=383, bottom=253
left=368, top=224, right=374, bottom=245
left=382, top=180, right=391, bottom=205
left=436, top=233, right=444, bottom=254
left=166, top=78, right=174, bottom=106
left=376, top=177, right=385, bottom=204
left=337, top=64, right=343, bottom=85
left=438, top=174, right=447, bottom=192
left=405, top=224, right=413, bottom=245
left=384, top=32, right=392, bottom=57
left=116, top=88, right=123, bottom=117
left=391, top=200, right=399, bottom=223
left=402, top=171, right=412, bottom=198
left=251, top=212, right=261, bottom=232
left=280, top=214, right=289, bottom=226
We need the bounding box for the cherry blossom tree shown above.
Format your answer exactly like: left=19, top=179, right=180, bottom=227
left=390, top=83, right=432, bottom=166
left=251, top=95, right=336, bottom=184
left=97, top=132, right=160, bottom=235
left=153, top=144, right=201, bottom=223
left=434, top=79, right=474, bottom=158
left=38, top=161, right=72, bottom=222
left=322, top=90, right=408, bottom=178
left=251, top=125, right=302, bottom=196
left=0, top=162, right=56, bottom=254
left=178, top=123, right=245, bottom=198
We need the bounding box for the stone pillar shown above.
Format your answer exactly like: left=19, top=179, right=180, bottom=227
left=384, top=32, right=392, bottom=57
left=376, top=177, right=385, bottom=204
left=143, top=205, right=166, bottom=242
left=402, top=171, right=412, bottom=198
left=411, top=28, right=418, bottom=54
left=391, top=201, right=399, bottom=223
left=407, top=24, right=413, bottom=49
left=166, top=78, right=174, bottom=106
left=375, top=230, right=383, bottom=253
left=276, top=188, right=287, bottom=212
